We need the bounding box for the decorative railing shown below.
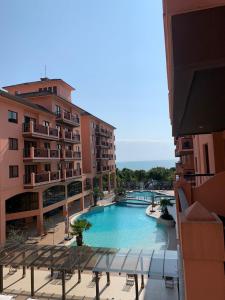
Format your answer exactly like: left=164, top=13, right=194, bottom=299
left=24, top=171, right=61, bottom=186
left=23, top=147, right=60, bottom=159
left=22, top=122, right=59, bottom=139
left=56, top=111, right=80, bottom=126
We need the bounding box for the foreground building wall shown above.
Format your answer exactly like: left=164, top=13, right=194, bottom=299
left=0, top=78, right=116, bottom=244
left=164, top=1, right=225, bottom=299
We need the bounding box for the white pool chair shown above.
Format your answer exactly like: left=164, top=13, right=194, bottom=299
left=0, top=294, right=15, bottom=300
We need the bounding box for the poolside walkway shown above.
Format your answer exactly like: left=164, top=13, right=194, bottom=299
left=2, top=267, right=178, bottom=300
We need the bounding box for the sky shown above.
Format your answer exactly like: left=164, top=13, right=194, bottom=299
left=0, top=0, right=174, bottom=162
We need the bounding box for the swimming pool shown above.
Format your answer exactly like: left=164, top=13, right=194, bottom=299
left=77, top=198, right=167, bottom=249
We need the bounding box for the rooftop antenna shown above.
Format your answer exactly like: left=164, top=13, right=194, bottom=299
left=44, top=64, right=47, bottom=77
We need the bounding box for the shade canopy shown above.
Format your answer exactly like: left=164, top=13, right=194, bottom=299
left=0, top=243, right=178, bottom=279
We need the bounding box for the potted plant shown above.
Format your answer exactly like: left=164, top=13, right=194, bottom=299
left=158, top=198, right=175, bottom=226
left=70, top=219, right=92, bottom=246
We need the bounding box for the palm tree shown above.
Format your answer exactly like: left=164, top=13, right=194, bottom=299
left=159, top=198, right=173, bottom=220
left=70, top=219, right=92, bottom=246
left=93, top=186, right=104, bottom=206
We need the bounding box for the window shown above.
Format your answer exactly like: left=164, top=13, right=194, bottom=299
left=67, top=181, right=82, bottom=197
left=9, top=138, right=18, bottom=150
left=9, top=166, right=19, bottom=178
left=55, top=105, right=61, bottom=116
left=39, top=88, right=43, bottom=92
left=53, top=86, right=57, bottom=94
left=203, top=144, right=210, bottom=174
left=44, top=142, right=50, bottom=149
left=43, top=186, right=65, bottom=207
left=8, top=111, right=18, bottom=123
left=44, top=164, right=51, bottom=172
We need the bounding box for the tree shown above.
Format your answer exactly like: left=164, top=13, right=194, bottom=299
left=70, top=219, right=92, bottom=246
left=7, top=228, right=27, bottom=244
left=93, top=186, right=104, bottom=206
left=159, top=198, right=173, bottom=220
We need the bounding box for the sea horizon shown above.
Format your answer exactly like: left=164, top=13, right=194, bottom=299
left=116, top=159, right=176, bottom=171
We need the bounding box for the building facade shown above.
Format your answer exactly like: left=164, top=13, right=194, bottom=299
left=163, top=1, right=225, bottom=299
left=0, top=78, right=116, bottom=245
left=81, top=113, right=116, bottom=193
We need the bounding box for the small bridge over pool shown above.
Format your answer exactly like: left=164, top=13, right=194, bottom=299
left=117, top=193, right=175, bottom=206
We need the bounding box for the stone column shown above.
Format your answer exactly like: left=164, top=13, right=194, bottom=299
left=80, top=196, right=85, bottom=211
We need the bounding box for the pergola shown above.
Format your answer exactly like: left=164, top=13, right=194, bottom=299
left=0, top=243, right=179, bottom=300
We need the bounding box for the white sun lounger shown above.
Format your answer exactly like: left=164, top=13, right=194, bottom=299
left=0, top=295, right=15, bottom=300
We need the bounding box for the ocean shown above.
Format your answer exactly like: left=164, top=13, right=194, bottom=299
left=116, top=160, right=176, bottom=171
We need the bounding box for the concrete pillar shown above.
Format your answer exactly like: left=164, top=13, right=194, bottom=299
left=63, top=203, right=69, bottom=234
left=37, top=192, right=44, bottom=236
left=0, top=198, right=6, bottom=245
left=80, top=196, right=84, bottom=211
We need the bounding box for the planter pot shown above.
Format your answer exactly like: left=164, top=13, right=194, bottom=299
left=157, top=217, right=175, bottom=227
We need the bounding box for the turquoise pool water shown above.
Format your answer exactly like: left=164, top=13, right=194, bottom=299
left=78, top=202, right=167, bottom=249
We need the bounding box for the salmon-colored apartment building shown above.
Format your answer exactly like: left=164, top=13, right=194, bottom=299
left=0, top=78, right=116, bottom=245
left=163, top=1, right=225, bottom=299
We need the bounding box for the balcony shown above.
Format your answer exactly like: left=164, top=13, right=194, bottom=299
left=24, top=171, right=61, bottom=188
left=60, top=130, right=80, bottom=144
left=96, top=153, right=114, bottom=160
left=96, top=141, right=112, bottom=149
left=23, top=147, right=60, bottom=162
left=56, top=111, right=80, bottom=127
left=23, top=122, right=59, bottom=141
left=96, top=153, right=109, bottom=160
left=95, top=127, right=112, bottom=138
left=97, top=165, right=110, bottom=173
left=62, top=168, right=82, bottom=181
left=61, top=150, right=82, bottom=160
left=175, top=137, right=193, bottom=156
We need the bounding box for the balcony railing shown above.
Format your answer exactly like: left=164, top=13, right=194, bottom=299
left=95, top=127, right=112, bottom=138
left=97, top=165, right=110, bottom=172
left=96, top=141, right=112, bottom=148
left=23, top=122, right=59, bottom=140
left=56, top=111, right=80, bottom=126
left=24, top=171, right=61, bottom=187
left=62, top=168, right=82, bottom=180
left=96, top=153, right=114, bottom=160
left=60, top=130, right=80, bottom=143
left=183, top=173, right=214, bottom=186
left=61, top=150, right=82, bottom=160
left=23, top=147, right=60, bottom=160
